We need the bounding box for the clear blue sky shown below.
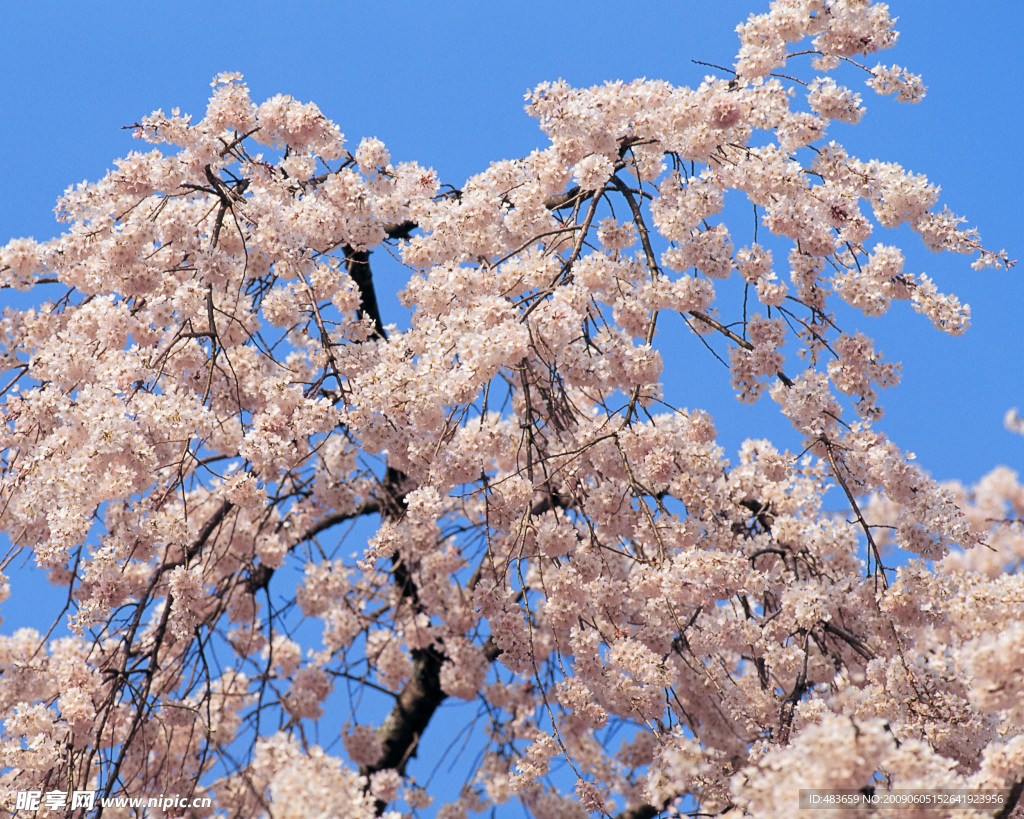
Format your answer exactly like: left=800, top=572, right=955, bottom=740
left=0, top=1, right=1021, bottom=809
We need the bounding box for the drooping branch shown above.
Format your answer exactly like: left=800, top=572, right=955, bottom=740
left=2, top=52, right=1014, bottom=818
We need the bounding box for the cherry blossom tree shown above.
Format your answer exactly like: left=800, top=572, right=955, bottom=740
left=1, top=1, right=1021, bottom=817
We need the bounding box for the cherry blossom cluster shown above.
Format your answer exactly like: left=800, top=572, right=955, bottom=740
left=0, top=1, right=1018, bottom=817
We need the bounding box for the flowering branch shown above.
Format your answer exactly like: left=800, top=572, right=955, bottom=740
left=0, top=7, right=1019, bottom=818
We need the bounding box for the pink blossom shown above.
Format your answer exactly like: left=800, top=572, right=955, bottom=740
left=0, top=8, right=1018, bottom=817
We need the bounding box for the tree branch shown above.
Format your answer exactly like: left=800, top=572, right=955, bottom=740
left=346, top=246, right=388, bottom=340
left=614, top=806, right=661, bottom=819
left=994, top=779, right=1023, bottom=819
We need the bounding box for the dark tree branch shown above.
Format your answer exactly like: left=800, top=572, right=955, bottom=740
left=367, top=647, right=447, bottom=776
left=346, top=246, right=388, bottom=340
left=338, top=146, right=653, bottom=814
left=614, top=806, right=661, bottom=819
left=994, top=779, right=1023, bottom=819
left=384, top=220, right=417, bottom=240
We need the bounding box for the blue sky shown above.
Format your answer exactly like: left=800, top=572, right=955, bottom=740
left=0, top=0, right=1021, bottom=801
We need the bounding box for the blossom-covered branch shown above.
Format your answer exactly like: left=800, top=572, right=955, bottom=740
left=0, top=2, right=1020, bottom=817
